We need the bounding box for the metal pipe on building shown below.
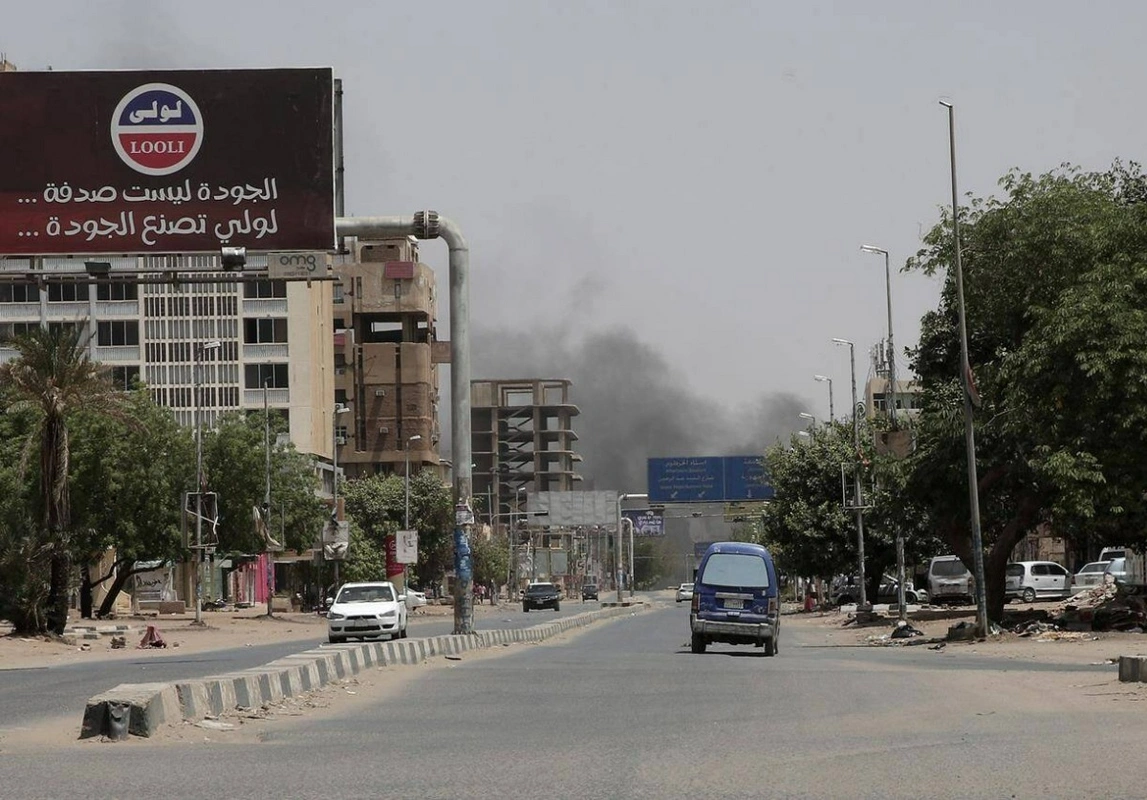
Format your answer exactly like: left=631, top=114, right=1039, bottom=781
left=335, top=213, right=475, bottom=634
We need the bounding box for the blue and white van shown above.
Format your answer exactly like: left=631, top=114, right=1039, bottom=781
left=689, top=541, right=780, bottom=656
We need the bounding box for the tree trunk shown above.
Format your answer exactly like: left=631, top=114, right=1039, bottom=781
left=79, top=563, right=94, bottom=619
left=96, top=561, right=137, bottom=618
left=45, top=551, right=71, bottom=636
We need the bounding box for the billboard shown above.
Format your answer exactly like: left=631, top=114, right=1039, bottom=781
left=527, top=490, right=618, bottom=527
left=0, top=68, right=334, bottom=255
left=647, top=456, right=773, bottom=504
left=622, top=508, right=665, bottom=537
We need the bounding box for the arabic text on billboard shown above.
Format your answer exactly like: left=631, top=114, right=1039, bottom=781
left=0, top=68, right=335, bottom=255
left=622, top=509, right=665, bottom=537
left=647, top=456, right=773, bottom=504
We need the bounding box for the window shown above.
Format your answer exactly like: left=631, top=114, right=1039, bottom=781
left=245, top=363, right=289, bottom=389
left=110, top=365, right=141, bottom=390
left=0, top=322, right=38, bottom=342
left=243, top=317, right=288, bottom=344
left=97, top=320, right=140, bottom=347
left=244, top=280, right=287, bottom=299
left=335, top=389, right=348, bottom=404
left=48, top=283, right=86, bottom=302
left=333, top=282, right=345, bottom=304
left=699, top=553, right=770, bottom=589
left=0, top=283, right=38, bottom=303
left=96, top=283, right=138, bottom=301
left=1032, top=564, right=1049, bottom=576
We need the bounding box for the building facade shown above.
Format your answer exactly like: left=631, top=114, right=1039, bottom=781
left=331, top=237, right=443, bottom=479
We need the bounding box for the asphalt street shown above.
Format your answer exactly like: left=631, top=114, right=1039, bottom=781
left=1, top=600, right=1144, bottom=799
left=0, top=600, right=593, bottom=728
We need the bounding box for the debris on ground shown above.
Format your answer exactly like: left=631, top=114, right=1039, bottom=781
left=1053, top=581, right=1147, bottom=632
left=947, top=621, right=980, bottom=642
left=109, top=635, right=126, bottom=649
left=928, top=642, right=946, bottom=651
left=891, top=621, right=924, bottom=639
left=137, top=624, right=167, bottom=649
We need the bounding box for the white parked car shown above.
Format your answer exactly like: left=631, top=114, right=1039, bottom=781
left=1073, top=561, right=1111, bottom=591
left=675, top=583, right=694, bottom=603
left=326, top=581, right=409, bottom=643
left=404, top=587, right=428, bottom=609
left=1005, top=561, right=1073, bottom=603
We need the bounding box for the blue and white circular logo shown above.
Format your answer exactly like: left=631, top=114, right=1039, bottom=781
left=111, top=83, right=204, bottom=176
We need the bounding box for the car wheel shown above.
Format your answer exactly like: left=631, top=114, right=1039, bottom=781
left=523, top=604, right=529, bottom=613
left=554, top=602, right=560, bottom=611
left=764, top=638, right=776, bottom=657
left=328, top=634, right=345, bottom=644
left=690, top=632, right=707, bottom=654
left=1022, top=587, right=1036, bottom=603
left=905, top=591, right=917, bottom=603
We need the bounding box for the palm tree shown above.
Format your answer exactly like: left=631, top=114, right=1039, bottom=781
left=0, top=323, right=120, bottom=635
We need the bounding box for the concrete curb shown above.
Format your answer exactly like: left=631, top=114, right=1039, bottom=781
left=1118, top=654, right=1147, bottom=682
left=80, top=602, right=647, bottom=739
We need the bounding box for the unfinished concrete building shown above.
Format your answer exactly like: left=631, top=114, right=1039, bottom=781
left=471, top=379, right=582, bottom=527
left=333, top=238, right=445, bottom=478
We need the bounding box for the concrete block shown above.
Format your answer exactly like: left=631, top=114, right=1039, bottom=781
left=175, top=680, right=212, bottom=722
left=80, top=682, right=182, bottom=739
left=1118, top=655, right=1147, bottom=682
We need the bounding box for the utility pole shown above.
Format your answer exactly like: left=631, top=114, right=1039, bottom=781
left=192, top=340, right=220, bottom=627
left=264, top=380, right=273, bottom=618
left=833, top=338, right=868, bottom=611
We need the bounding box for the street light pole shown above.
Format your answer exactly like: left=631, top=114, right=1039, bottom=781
left=863, top=243, right=906, bottom=621
left=264, top=379, right=273, bottom=618
left=192, top=340, right=220, bottom=627
left=404, top=434, right=422, bottom=592
left=941, top=99, right=990, bottom=637
left=833, top=337, right=868, bottom=610
left=814, top=375, right=834, bottom=421
left=331, top=404, right=349, bottom=589
left=615, top=492, right=648, bottom=599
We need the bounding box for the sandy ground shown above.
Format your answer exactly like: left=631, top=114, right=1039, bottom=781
left=0, top=601, right=497, bottom=671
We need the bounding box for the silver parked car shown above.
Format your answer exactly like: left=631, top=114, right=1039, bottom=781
left=1005, top=561, right=1073, bottom=603
left=675, top=582, right=694, bottom=603
left=1072, top=561, right=1111, bottom=591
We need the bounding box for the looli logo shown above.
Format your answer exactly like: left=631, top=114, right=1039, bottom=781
left=111, top=83, right=204, bottom=176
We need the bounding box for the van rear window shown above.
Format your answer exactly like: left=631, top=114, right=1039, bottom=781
left=699, top=553, right=770, bottom=588
left=932, top=560, right=970, bottom=577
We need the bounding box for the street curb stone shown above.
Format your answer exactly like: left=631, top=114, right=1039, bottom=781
left=79, top=602, right=647, bottom=738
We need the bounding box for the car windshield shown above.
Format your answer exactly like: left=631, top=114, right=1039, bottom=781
left=527, top=584, right=556, bottom=594
left=1079, top=563, right=1108, bottom=574
left=1005, top=564, right=1024, bottom=577
left=336, top=585, right=393, bottom=604
left=680, top=583, right=693, bottom=590
left=699, top=553, right=769, bottom=588
left=933, top=560, right=971, bottom=577
left=1106, top=559, right=1126, bottom=573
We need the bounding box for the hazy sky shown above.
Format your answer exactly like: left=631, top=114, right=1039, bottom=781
left=6, top=1, right=1145, bottom=479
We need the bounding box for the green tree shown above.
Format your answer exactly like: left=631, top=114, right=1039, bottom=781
left=0, top=408, right=47, bottom=631
left=67, top=390, right=195, bottom=618
left=339, top=522, right=387, bottom=584
left=471, top=531, right=509, bottom=590
left=907, top=162, right=1147, bottom=618
left=0, top=325, right=122, bottom=634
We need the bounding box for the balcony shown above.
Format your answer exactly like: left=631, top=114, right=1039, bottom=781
left=242, top=298, right=288, bottom=316
left=243, top=388, right=289, bottom=406
left=94, top=345, right=141, bottom=363
left=0, top=303, right=40, bottom=320
left=243, top=343, right=290, bottom=360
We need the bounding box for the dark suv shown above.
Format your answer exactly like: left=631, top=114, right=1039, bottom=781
left=523, top=582, right=561, bottom=612
left=581, top=582, right=599, bottom=601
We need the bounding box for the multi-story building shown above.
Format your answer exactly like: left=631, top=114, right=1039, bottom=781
left=471, top=378, right=582, bottom=525
left=864, top=341, right=921, bottom=421
left=331, top=237, right=443, bottom=478
left=0, top=255, right=334, bottom=459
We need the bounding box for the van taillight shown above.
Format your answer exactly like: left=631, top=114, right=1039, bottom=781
left=691, top=592, right=700, bottom=613
left=768, top=597, right=778, bottom=615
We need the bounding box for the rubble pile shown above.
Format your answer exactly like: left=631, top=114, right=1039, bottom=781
left=1052, top=581, right=1147, bottom=633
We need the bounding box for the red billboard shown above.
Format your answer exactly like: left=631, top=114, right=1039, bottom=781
left=0, top=68, right=334, bottom=255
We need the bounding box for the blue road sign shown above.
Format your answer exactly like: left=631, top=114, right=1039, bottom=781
left=648, top=456, right=773, bottom=504
left=622, top=509, right=665, bottom=537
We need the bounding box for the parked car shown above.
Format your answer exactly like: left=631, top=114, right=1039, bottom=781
left=1105, top=557, right=1129, bottom=585
left=1072, top=561, right=1111, bottom=591
left=1099, top=546, right=1127, bottom=562
left=689, top=542, right=780, bottom=656
left=581, top=582, right=599, bottom=601
left=1005, top=561, right=1073, bottom=603
left=404, top=587, right=428, bottom=608
left=523, top=581, right=561, bottom=612
left=832, top=574, right=928, bottom=606
left=927, top=556, right=974, bottom=605
left=675, top=582, right=694, bottom=603
left=326, top=581, right=408, bottom=644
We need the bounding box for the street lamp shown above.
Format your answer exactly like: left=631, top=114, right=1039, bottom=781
left=192, top=339, right=221, bottom=627
left=832, top=337, right=868, bottom=610
left=861, top=245, right=897, bottom=427
left=941, top=99, right=989, bottom=637
left=616, top=492, right=648, bottom=599
left=510, top=487, right=526, bottom=591
left=331, top=403, right=350, bottom=587
left=403, top=434, right=423, bottom=593
left=798, top=411, right=816, bottom=427
left=814, top=374, right=834, bottom=421
left=862, top=243, right=908, bottom=621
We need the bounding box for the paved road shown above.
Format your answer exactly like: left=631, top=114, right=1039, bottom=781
left=0, top=600, right=598, bottom=728
left=3, top=601, right=1145, bottom=798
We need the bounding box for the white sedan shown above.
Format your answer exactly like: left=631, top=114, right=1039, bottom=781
left=404, top=587, right=428, bottom=608
left=1073, top=561, right=1111, bottom=590
left=327, top=581, right=408, bottom=643
left=675, top=583, right=694, bottom=603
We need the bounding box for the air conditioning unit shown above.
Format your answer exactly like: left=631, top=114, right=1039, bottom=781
left=335, top=436, right=347, bottom=445
left=378, top=426, right=389, bottom=434
left=374, top=389, right=386, bottom=397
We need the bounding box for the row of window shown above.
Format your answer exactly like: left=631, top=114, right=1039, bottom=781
left=151, top=386, right=243, bottom=409
left=1, top=280, right=288, bottom=305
